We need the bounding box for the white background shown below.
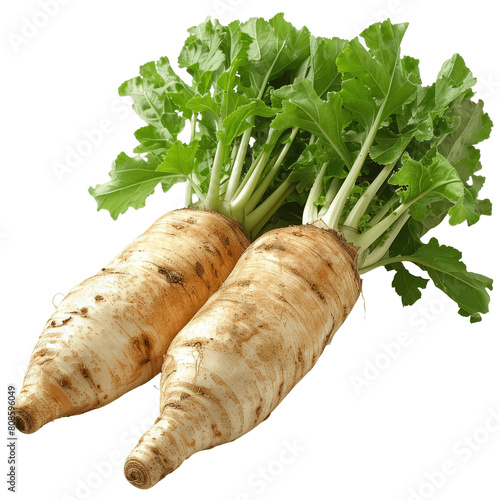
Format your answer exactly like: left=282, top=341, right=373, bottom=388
left=1, top=1, right=499, bottom=499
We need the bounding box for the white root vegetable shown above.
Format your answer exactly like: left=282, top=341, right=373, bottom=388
left=14, top=209, right=249, bottom=434
left=124, top=223, right=361, bottom=488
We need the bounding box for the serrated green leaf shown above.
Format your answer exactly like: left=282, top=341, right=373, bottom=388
left=240, top=13, right=311, bottom=97
left=157, top=140, right=198, bottom=176
left=119, top=57, right=188, bottom=127
left=88, top=153, right=171, bottom=219
left=133, top=125, right=177, bottom=155
left=389, top=262, right=429, bottom=306
left=222, top=99, right=277, bottom=144
left=338, top=20, right=417, bottom=125
left=369, top=128, right=413, bottom=164
left=186, top=93, right=221, bottom=124
left=271, top=79, right=352, bottom=166
left=438, top=98, right=493, bottom=183
left=178, top=19, right=226, bottom=93
left=396, top=238, right=493, bottom=321
left=309, top=36, right=346, bottom=97
left=389, top=152, right=464, bottom=205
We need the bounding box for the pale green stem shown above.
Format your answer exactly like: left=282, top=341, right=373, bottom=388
left=357, top=176, right=460, bottom=251
left=222, top=44, right=283, bottom=202
left=230, top=141, right=239, bottom=162
left=230, top=129, right=280, bottom=218
left=245, top=127, right=299, bottom=214
left=245, top=179, right=292, bottom=232
left=343, top=159, right=398, bottom=229
left=359, top=256, right=410, bottom=275
left=318, top=177, right=341, bottom=217
left=233, top=150, right=264, bottom=199
left=322, top=104, right=387, bottom=230
left=184, top=114, right=198, bottom=207
left=354, top=203, right=408, bottom=251
left=248, top=182, right=297, bottom=239
left=322, top=49, right=402, bottom=231
left=303, top=162, right=328, bottom=224
left=205, top=140, right=226, bottom=210
left=369, top=194, right=398, bottom=226
left=361, top=211, right=410, bottom=268
left=190, top=114, right=197, bottom=141
left=219, top=178, right=229, bottom=197
left=184, top=182, right=193, bottom=207
left=187, top=176, right=205, bottom=201
left=225, top=128, right=252, bottom=202
left=230, top=150, right=271, bottom=219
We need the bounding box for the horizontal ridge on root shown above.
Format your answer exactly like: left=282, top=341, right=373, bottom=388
left=13, top=398, right=51, bottom=434
left=124, top=458, right=152, bottom=489
left=13, top=407, right=34, bottom=434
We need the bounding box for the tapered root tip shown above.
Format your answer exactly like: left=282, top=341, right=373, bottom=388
left=124, top=417, right=189, bottom=488
left=124, top=439, right=181, bottom=489
left=124, top=459, right=152, bottom=489
left=13, top=405, right=40, bottom=434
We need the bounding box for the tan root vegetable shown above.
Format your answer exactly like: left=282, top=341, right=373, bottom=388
left=14, top=209, right=249, bottom=434
left=124, top=223, right=361, bottom=489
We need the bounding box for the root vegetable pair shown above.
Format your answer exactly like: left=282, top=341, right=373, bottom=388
left=15, top=14, right=493, bottom=490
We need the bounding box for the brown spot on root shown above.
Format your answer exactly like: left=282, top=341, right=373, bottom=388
left=195, top=262, right=204, bottom=277
left=288, top=266, right=326, bottom=303
left=79, top=364, right=90, bottom=378
left=203, top=241, right=217, bottom=254
left=255, top=405, right=262, bottom=421
left=263, top=243, right=285, bottom=251
left=94, top=295, right=104, bottom=302
left=129, top=333, right=155, bottom=374
left=277, top=381, right=284, bottom=399
left=133, top=333, right=153, bottom=352
left=158, top=267, right=184, bottom=284
left=310, top=283, right=326, bottom=302
left=256, top=337, right=280, bottom=362
left=35, top=348, right=48, bottom=359
left=100, top=269, right=125, bottom=275
left=210, top=262, right=219, bottom=278
left=219, top=235, right=230, bottom=247
left=165, top=402, right=182, bottom=409
left=211, top=424, right=222, bottom=438
left=68, top=308, right=88, bottom=317
left=49, top=316, right=72, bottom=327
left=60, top=377, right=72, bottom=389
left=297, top=349, right=304, bottom=364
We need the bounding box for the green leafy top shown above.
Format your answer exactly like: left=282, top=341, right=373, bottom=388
left=90, top=15, right=493, bottom=321
left=268, top=18, right=493, bottom=321
left=89, top=15, right=315, bottom=233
